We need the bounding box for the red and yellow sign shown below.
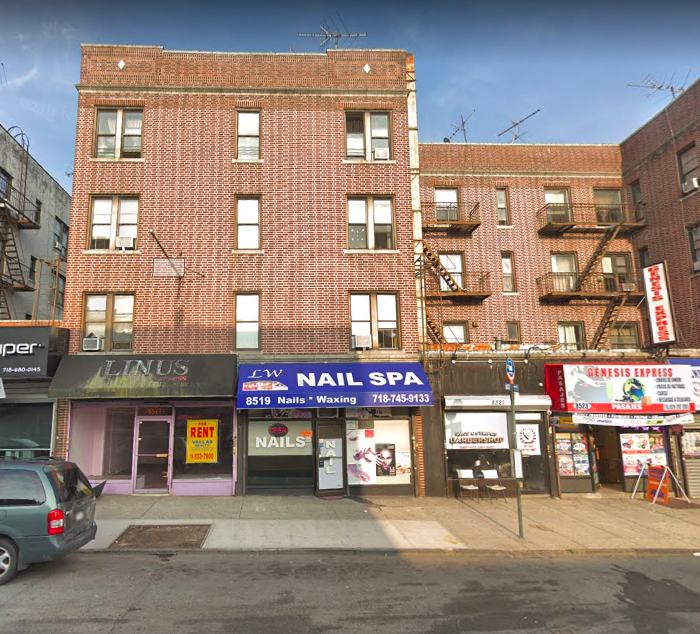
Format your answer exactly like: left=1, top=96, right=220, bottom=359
left=186, top=419, right=218, bottom=463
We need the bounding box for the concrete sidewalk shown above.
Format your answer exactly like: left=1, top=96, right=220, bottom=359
left=84, top=491, right=700, bottom=553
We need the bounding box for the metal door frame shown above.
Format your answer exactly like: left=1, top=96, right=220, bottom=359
left=131, top=414, right=175, bottom=493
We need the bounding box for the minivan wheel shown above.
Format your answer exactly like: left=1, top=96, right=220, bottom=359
left=0, top=538, right=19, bottom=585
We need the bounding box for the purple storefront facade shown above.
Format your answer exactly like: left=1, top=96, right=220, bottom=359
left=48, top=354, right=238, bottom=496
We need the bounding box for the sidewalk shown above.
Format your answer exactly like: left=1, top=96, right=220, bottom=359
left=84, top=491, right=700, bottom=554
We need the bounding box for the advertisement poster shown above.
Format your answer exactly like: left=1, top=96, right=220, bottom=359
left=571, top=433, right=588, bottom=454
left=620, top=433, right=667, bottom=476
left=545, top=364, right=694, bottom=414
left=346, top=428, right=377, bottom=485
left=558, top=455, right=574, bottom=476
left=646, top=465, right=670, bottom=504
left=516, top=424, right=541, bottom=456
left=573, top=454, right=591, bottom=476
left=375, top=443, right=396, bottom=476
left=186, top=419, right=218, bottom=463
left=396, top=452, right=412, bottom=477
left=444, top=412, right=509, bottom=450
left=555, top=436, right=572, bottom=453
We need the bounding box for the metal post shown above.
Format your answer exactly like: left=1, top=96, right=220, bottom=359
left=508, top=386, right=524, bottom=539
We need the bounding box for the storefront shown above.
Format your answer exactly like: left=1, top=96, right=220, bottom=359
left=443, top=395, right=553, bottom=495
left=236, top=362, right=433, bottom=496
left=670, top=359, right=700, bottom=497
left=47, top=354, right=237, bottom=495
left=0, top=326, right=68, bottom=459
left=546, top=363, right=695, bottom=494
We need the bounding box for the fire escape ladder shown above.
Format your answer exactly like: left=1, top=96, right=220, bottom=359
left=425, top=308, right=446, bottom=344
left=0, top=205, right=28, bottom=289
left=591, top=295, right=627, bottom=350
left=422, top=243, right=461, bottom=292
left=577, top=225, right=621, bottom=288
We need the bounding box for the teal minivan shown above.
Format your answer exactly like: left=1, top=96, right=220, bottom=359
left=0, top=459, right=99, bottom=585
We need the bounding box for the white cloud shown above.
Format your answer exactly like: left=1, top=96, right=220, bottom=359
left=6, top=65, right=38, bottom=89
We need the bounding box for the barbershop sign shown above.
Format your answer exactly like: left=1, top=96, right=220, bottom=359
left=237, top=362, right=433, bottom=409
left=0, top=327, right=52, bottom=378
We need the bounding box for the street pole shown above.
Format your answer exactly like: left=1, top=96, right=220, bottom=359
left=508, top=384, right=524, bottom=539
left=505, top=356, right=524, bottom=539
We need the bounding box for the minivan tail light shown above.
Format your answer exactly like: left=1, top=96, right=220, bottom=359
left=48, top=509, right=64, bottom=535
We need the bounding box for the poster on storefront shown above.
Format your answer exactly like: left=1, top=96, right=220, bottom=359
left=546, top=364, right=694, bottom=414
left=186, top=419, right=218, bottom=463
left=346, top=428, right=377, bottom=485
left=375, top=443, right=396, bottom=476
left=558, top=455, right=574, bottom=476
left=573, top=454, right=590, bottom=476
left=444, top=412, right=509, bottom=450
left=646, top=465, right=670, bottom=504
left=516, top=424, right=541, bottom=456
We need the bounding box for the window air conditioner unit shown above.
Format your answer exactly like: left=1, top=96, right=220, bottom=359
left=317, top=408, right=339, bottom=418
left=115, top=236, right=135, bottom=249
left=682, top=181, right=693, bottom=194
left=54, top=240, right=62, bottom=250
left=620, top=283, right=636, bottom=292
left=352, top=334, right=371, bottom=349
left=82, top=337, right=104, bottom=351
left=373, top=147, right=390, bottom=160
left=693, top=260, right=700, bottom=272
left=693, top=177, right=700, bottom=189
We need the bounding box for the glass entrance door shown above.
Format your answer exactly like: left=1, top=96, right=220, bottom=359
left=134, top=420, right=172, bottom=492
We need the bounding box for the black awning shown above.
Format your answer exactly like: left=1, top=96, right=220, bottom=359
left=48, top=354, right=237, bottom=399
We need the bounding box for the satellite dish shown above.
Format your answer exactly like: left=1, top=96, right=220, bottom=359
left=443, top=137, right=450, bottom=143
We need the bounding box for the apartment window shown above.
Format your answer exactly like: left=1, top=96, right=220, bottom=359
left=35, top=199, right=42, bottom=224
left=496, top=188, right=510, bottom=225
left=638, top=246, right=650, bottom=270
left=95, top=109, right=143, bottom=159
left=435, top=188, right=459, bottom=221
left=551, top=253, right=578, bottom=292
left=348, top=197, right=394, bottom=250
left=678, top=144, right=699, bottom=188
left=443, top=322, right=467, bottom=344
left=234, top=293, right=260, bottom=349
left=501, top=252, right=516, bottom=292
left=28, top=257, right=37, bottom=283
left=55, top=275, right=66, bottom=310
left=237, top=111, right=260, bottom=160
left=594, top=189, right=622, bottom=223
left=89, top=196, right=138, bottom=250
left=602, top=253, right=633, bottom=292
left=83, top=294, right=134, bottom=351
left=506, top=321, right=521, bottom=344
left=350, top=293, right=399, bottom=349
left=345, top=112, right=390, bottom=160
left=236, top=198, right=261, bottom=250
left=0, top=169, right=12, bottom=198
left=544, top=189, right=571, bottom=222
left=689, top=225, right=700, bottom=268
left=53, top=219, right=69, bottom=260
left=631, top=181, right=644, bottom=221
left=610, top=323, right=640, bottom=349
left=558, top=322, right=585, bottom=351
left=439, top=253, right=463, bottom=291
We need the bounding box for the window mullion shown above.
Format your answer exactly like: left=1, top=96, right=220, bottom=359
left=370, top=294, right=379, bottom=349
left=364, top=113, right=372, bottom=161
left=367, top=197, right=375, bottom=249
left=109, top=197, right=119, bottom=250
left=105, top=294, right=114, bottom=351
left=115, top=110, right=123, bottom=159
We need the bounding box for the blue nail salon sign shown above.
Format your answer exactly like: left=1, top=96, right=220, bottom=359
left=237, top=362, right=433, bottom=409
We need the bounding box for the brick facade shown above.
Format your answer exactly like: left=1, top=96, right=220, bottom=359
left=419, top=143, right=647, bottom=349
left=621, top=78, right=700, bottom=348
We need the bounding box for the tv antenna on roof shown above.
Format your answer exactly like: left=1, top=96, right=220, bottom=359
left=498, top=109, right=540, bottom=143
left=297, top=14, right=367, bottom=50
left=0, top=62, right=7, bottom=86
left=443, top=110, right=475, bottom=143
left=628, top=72, right=690, bottom=100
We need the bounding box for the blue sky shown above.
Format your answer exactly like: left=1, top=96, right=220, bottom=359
left=1, top=0, right=698, bottom=191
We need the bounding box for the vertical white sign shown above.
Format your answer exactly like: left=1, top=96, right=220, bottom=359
left=643, top=262, right=676, bottom=345
left=0, top=377, right=5, bottom=399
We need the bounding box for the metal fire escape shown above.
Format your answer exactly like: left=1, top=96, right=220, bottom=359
left=0, top=128, right=41, bottom=320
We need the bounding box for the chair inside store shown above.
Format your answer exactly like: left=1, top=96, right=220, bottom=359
left=481, top=469, right=507, bottom=503
left=455, top=468, right=480, bottom=502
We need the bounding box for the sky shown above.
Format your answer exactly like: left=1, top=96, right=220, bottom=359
left=1, top=0, right=698, bottom=192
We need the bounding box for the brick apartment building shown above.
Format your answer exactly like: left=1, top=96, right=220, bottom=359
left=48, top=44, right=431, bottom=497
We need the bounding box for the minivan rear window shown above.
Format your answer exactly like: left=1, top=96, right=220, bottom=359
left=47, top=467, right=93, bottom=503
left=0, top=469, right=47, bottom=506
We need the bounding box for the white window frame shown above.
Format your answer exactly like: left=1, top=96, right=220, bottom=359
left=443, top=322, right=467, bottom=344
left=435, top=188, right=459, bottom=221
left=236, top=197, right=261, bottom=250
left=345, top=111, right=391, bottom=161
left=347, top=197, right=394, bottom=250
left=94, top=108, right=143, bottom=159
left=496, top=188, right=510, bottom=225
left=557, top=322, right=585, bottom=351
left=237, top=111, right=261, bottom=160
left=350, top=293, right=399, bottom=350
left=83, top=293, right=134, bottom=352
left=501, top=252, right=515, bottom=292
left=89, top=196, right=139, bottom=251
left=439, top=253, right=463, bottom=291
left=234, top=293, right=261, bottom=349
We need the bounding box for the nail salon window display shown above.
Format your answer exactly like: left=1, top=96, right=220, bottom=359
left=345, top=408, right=412, bottom=486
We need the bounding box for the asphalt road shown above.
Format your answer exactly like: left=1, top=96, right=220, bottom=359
left=1, top=552, right=700, bottom=633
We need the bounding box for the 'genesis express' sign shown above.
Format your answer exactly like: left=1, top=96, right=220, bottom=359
left=237, top=362, right=433, bottom=409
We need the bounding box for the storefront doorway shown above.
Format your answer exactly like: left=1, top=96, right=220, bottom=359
left=316, top=420, right=345, bottom=495
left=134, top=419, right=173, bottom=493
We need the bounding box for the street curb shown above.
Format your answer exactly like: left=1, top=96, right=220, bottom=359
left=79, top=547, right=700, bottom=558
